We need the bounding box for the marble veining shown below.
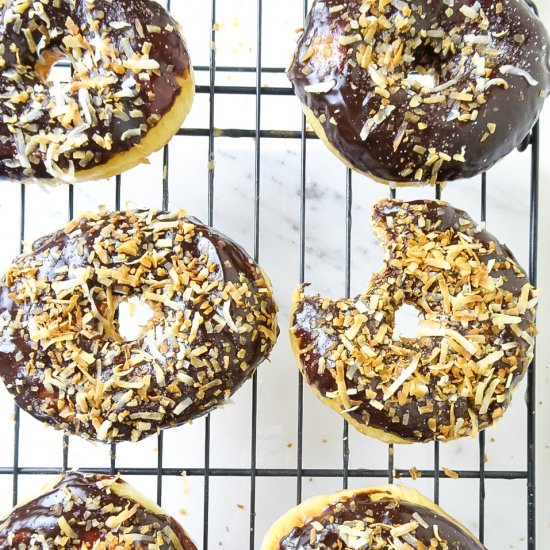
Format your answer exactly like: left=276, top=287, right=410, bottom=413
left=0, top=0, right=547, bottom=548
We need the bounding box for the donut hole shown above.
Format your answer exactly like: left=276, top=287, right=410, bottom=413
left=35, top=51, right=72, bottom=84
left=407, top=43, right=456, bottom=90
left=393, top=304, right=424, bottom=340
left=116, top=297, right=155, bottom=343
left=413, top=44, right=446, bottom=75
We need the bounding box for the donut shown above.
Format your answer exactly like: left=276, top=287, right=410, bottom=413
left=288, top=0, right=550, bottom=185
left=0, top=0, right=194, bottom=183
left=0, top=208, right=279, bottom=442
left=0, top=471, right=196, bottom=549
left=261, top=485, right=485, bottom=549
left=290, top=199, right=538, bottom=444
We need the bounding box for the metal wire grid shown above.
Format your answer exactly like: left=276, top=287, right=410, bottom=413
left=0, top=0, right=541, bottom=548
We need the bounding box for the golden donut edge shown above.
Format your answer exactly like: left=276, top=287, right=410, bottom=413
left=299, top=102, right=439, bottom=188
left=15, top=66, right=195, bottom=185
left=260, top=483, right=482, bottom=550
left=289, top=286, right=412, bottom=445
left=0, top=472, right=196, bottom=548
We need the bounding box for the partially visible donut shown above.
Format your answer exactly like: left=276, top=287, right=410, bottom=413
left=0, top=471, right=197, bottom=549
left=290, top=199, right=538, bottom=443
left=0, top=209, right=279, bottom=442
left=0, top=0, right=194, bottom=183
left=262, top=485, right=485, bottom=549
left=288, top=0, right=550, bottom=185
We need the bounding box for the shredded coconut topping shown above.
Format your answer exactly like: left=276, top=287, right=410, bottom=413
left=0, top=0, right=190, bottom=181
left=292, top=199, right=537, bottom=443
left=0, top=209, right=278, bottom=443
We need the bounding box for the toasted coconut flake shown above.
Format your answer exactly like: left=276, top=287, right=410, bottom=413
left=443, top=467, right=459, bottom=479
left=390, top=521, right=419, bottom=538
left=336, top=361, right=353, bottom=410
left=411, top=512, right=429, bottom=529
left=304, top=79, right=337, bottom=94
left=173, top=397, right=193, bottom=416
left=120, top=128, right=142, bottom=141
left=129, top=412, right=165, bottom=421
left=517, top=283, right=531, bottom=314
left=393, top=121, right=408, bottom=152
left=14, top=129, right=30, bottom=169
left=492, top=314, right=522, bottom=326
left=78, top=88, right=93, bottom=126
left=479, top=377, right=501, bottom=415
left=485, top=78, right=509, bottom=90
left=123, top=56, right=161, bottom=71
left=145, top=333, right=166, bottom=363
left=419, top=325, right=479, bottom=356
left=163, top=526, right=185, bottom=550
left=58, top=516, right=77, bottom=539
left=384, top=355, right=420, bottom=401
left=369, top=399, right=384, bottom=410
left=464, top=34, right=490, bottom=44
left=105, top=504, right=139, bottom=529
left=459, top=4, right=479, bottom=17
left=96, top=419, right=112, bottom=441
left=223, top=300, right=239, bottom=332
left=360, top=105, right=395, bottom=141
left=500, top=65, right=539, bottom=86
left=477, top=350, right=504, bottom=370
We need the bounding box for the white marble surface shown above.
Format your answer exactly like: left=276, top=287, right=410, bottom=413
left=0, top=1, right=549, bottom=548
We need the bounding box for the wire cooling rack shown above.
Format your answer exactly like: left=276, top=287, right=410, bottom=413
left=0, top=0, right=542, bottom=548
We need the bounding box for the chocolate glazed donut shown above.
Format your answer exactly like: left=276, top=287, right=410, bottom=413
left=290, top=199, right=538, bottom=444
left=0, top=209, right=279, bottom=443
left=0, top=0, right=194, bottom=183
left=288, top=0, right=550, bottom=185
left=0, top=471, right=196, bottom=549
left=262, top=485, right=486, bottom=550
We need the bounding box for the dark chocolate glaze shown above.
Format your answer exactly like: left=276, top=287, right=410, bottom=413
left=0, top=0, right=191, bottom=181
left=288, top=0, right=550, bottom=184
left=0, top=471, right=196, bottom=549
left=291, top=200, right=537, bottom=442
left=280, top=491, right=485, bottom=549
left=0, top=210, right=279, bottom=442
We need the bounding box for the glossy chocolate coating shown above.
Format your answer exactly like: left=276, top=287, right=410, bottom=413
left=288, top=0, right=550, bottom=184
left=0, top=210, right=278, bottom=442
left=280, top=492, right=485, bottom=549
left=0, top=471, right=196, bottom=549
left=292, top=200, right=537, bottom=442
left=0, top=0, right=191, bottom=181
